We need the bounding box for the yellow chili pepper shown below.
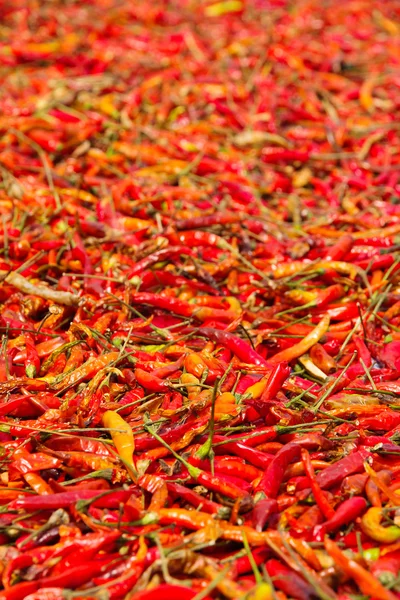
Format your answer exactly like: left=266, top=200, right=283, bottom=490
left=102, top=410, right=136, bottom=480
left=245, top=375, right=270, bottom=400
left=361, top=507, right=400, bottom=543
left=247, top=583, right=274, bottom=600
left=269, top=315, right=330, bottom=364
left=180, top=373, right=201, bottom=401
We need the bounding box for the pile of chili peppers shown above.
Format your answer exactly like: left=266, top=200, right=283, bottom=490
left=1, top=0, right=400, bottom=598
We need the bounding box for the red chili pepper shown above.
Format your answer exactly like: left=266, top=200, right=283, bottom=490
left=127, top=246, right=194, bottom=278
left=301, top=448, right=335, bottom=520
left=8, top=489, right=133, bottom=510
left=262, top=148, right=310, bottom=164
left=211, top=435, right=274, bottom=469
left=265, top=559, right=317, bottom=600
left=167, top=230, right=226, bottom=248
left=324, top=235, right=354, bottom=261
left=166, top=482, right=228, bottom=516
left=316, top=449, right=370, bottom=490
left=130, top=293, right=194, bottom=317
left=255, top=442, right=301, bottom=498
left=135, top=367, right=170, bottom=392
left=175, top=213, right=243, bottom=230
left=314, top=496, right=367, bottom=541
left=198, top=327, right=269, bottom=365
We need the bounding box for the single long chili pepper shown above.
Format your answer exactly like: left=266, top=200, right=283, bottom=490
left=285, top=284, right=345, bottom=308
left=189, top=455, right=262, bottom=482
left=198, top=327, right=269, bottom=365
left=175, top=213, right=243, bottom=230
left=301, top=448, right=334, bottom=520
left=314, top=497, right=367, bottom=541
left=262, top=148, right=310, bottom=163
left=166, top=482, right=229, bottom=516
left=324, top=234, right=354, bottom=261
left=0, top=580, right=38, bottom=600
left=150, top=356, right=184, bottom=379
left=158, top=507, right=271, bottom=545
left=8, top=489, right=133, bottom=510
left=259, top=362, right=290, bottom=402
left=102, top=410, right=136, bottom=479
left=356, top=254, right=394, bottom=271
left=134, top=418, right=209, bottom=452
left=209, top=435, right=274, bottom=469
left=127, top=246, right=194, bottom=278
left=38, top=558, right=112, bottom=590
left=229, top=426, right=278, bottom=446
left=130, top=293, right=194, bottom=317
left=167, top=230, right=227, bottom=248
left=269, top=315, right=330, bottom=364
left=135, top=367, right=170, bottom=392
left=316, top=449, right=370, bottom=490
left=140, top=270, right=214, bottom=294
left=310, top=343, right=336, bottom=374
left=324, top=537, right=397, bottom=600
left=255, top=442, right=301, bottom=498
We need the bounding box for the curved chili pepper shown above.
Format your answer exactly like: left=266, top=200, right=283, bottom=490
left=198, top=327, right=269, bottom=365
left=361, top=507, right=400, bottom=543
left=269, top=315, right=330, bottom=364
left=314, top=496, right=367, bottom=541
left=102, top=410, right=136, bottom=479
left=255, top=442, right=301, bottom=498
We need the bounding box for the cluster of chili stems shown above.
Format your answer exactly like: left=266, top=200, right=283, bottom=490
left=1, top=0, right=400, bottom=598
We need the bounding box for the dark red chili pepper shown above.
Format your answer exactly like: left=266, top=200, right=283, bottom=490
left=251, top=498, right=279, bottom=532
left=265, top=559, right=318, bottom=600
left=316, top=449, right=370, bottom=490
